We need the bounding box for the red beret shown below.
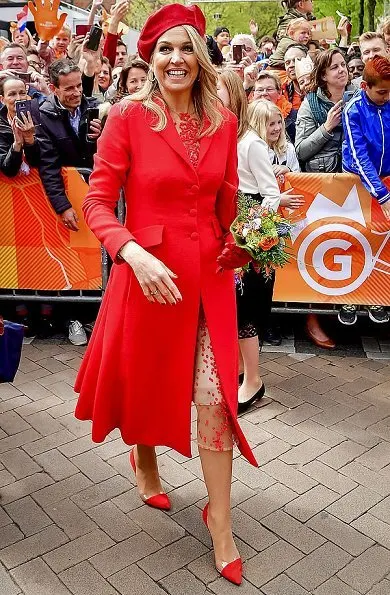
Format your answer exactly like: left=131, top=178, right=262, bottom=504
left=137, top=3, right=206, bottom=64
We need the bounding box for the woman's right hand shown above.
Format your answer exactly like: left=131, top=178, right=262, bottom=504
left=324, top=100, right=343, bottom=133
left=120, top=241, right=182, bottom=305
left=11, top=117, right=24, bottom=151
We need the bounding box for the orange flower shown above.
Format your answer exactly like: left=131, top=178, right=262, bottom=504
left=258, top=236, right=279, bottom=251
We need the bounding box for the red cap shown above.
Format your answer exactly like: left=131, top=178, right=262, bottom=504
left=137, top=3, right=206, bottom=64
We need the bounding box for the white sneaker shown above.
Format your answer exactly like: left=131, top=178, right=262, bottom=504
left=68, top=320, right=88, bottom=346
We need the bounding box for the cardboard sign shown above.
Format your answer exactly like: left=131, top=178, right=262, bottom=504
left=274, top=173, right=390, bottom=306
left=310, top=17, right=338, bottom=41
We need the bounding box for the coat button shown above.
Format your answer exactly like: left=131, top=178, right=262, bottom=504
left=190, top=232, right=199, bottom=241
left=189, top=209, right=197, bottom=217
left=190, top=185, right=199, bottom=193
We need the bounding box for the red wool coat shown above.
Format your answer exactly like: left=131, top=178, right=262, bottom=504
left=74, top=102, right=257, bottom=468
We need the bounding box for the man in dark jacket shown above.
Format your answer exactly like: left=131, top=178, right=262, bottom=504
left=37, top=59, right=101, bottom=231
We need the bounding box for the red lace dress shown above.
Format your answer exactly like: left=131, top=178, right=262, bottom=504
left=176, top=113, right=233, bottom=452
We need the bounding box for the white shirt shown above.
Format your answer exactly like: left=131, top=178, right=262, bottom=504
left=267, top=143, right=300, bottom=172
left=237, top=129, right=281, bottom=211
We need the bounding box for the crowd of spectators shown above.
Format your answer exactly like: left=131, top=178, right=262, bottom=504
left=0, top=0, right=389, bottom=349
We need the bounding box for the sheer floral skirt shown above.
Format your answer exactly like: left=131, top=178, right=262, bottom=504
left=193, top=313, right=233, bottom=452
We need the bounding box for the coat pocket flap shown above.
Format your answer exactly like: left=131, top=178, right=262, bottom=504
left=211, top=218, right=223, bottom=239
left=132, top=225, right=164, bottom=248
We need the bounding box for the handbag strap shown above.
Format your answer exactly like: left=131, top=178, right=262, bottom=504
left=0, top=316, right=4, bottom=337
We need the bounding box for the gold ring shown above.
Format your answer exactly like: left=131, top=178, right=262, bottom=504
left=150, top=290, right=159, bottom=295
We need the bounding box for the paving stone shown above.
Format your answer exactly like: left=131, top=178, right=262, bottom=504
left=366, top=580, right=390, bottom=595
left=0, top=508, right=12, bottom=528
left=0, top=448, right=41, bottom=479
left=261, top=386, right=303, bottom=409
left=160, top=569, right=207, bottom=595
left=100, top=451, right=134, bottom=481
left=0, top=525, right=68, bottom=569
left=313, top=576, right=360, bottom=595
left=131, top=504, right=185, bottom=546
left=261, top=574, right=310, bottom=595
left=58, top=414, right=92, bottom=438
left=252, top=437, right=291, bottom=465
left=111, top=488, right=144, bottom=514
left=346, top=407, right=390, bottom=429
left=34, top=449, right=79, bottom=481
left=261, top=460, right=317, bottom=494
left=60, top=561, right=118, bottom=595
left=369, top=495, right=390, bottom=524
left=14, top=396, right=63, bottom=418
left=286, top=541, right=352, bottom=591
left=326, top=486, right=383, bottom=523
left=0, top=472, right=54, bottom=505
left=0, top=429, right=41, bottom=455
left=230, top=479, right=256, bottom=507
left=307, top=512, right=373, bottom=556
left=339, top=462, right=390, bottom=496
left=43, top=498, right=97, bottom=539
left=355, top=442, right=390, bottom=471
left=259, top=420, right=308, bottom=446
left=209, top=576, right=259, bottom=595
left=246, top=402, right=288, bottom=424
left=284, top=485, right=340, bottom=522
left=33, top=473, right=92, bottom=507
left=369, top=422, right=390, bottom=441
left=24, top=411, right=64, bottom=437
left=70, top=450, right=117, bottom=483
left=0, top=411, right=31, bottom=435
left=326, top=390, right=371, bottom=412
left=263, top=509, right=325, bottom=554
left=138, top=535, right=208, bottom=581
left=0, top=384, right=23, bottom=400
left=45, top=400, right=77, bottom=419
left=16, top=381, right=54, bottom=401
left=187, top=552, right=219, bottom=585
left=0, top=396, right=31, bottom=413
left=232, top=457, right=276, bottom=490
left=318, top=441, right=368, bottom=470
left=90, top=531, right=162, bottom=578
left=337, top=545, right=390, bottom=593
left=231, top=507, right=278, bottom=551
left=294, top=420, right=345, bottom=447
left=331, top=421, right=381, bottom=448
left=10, top=557, right=72, bottom=595
left=276, top=403, right=322, bottom=426
left=93, top=439, right=130, bottom=461
left=0, top=524, right=24, bottom=549
left=352, top=513, right=390, bottom=549
left=109, top=563, right=167, bottom=595
left=279, top=438, right=330, bottom=465
left=43, top=529, right=114, bottom=573
left=163, top=478, right=207, bottom=514
left=239, top=483, right=298, bottom=520
left=0, top=561, right=21, bottom=594
left=244, top=540, right=304, bottom=588
left=58, top=435, right=96, bottom=457
left=71, top=475, right=131, bottom=510
left=85, top=501, right=139, bottom=542
left=23, top=430, right=76, bottom=456
left=311, top=405, right=355, bottom=427
left=4, top=496, right=52, bottom=536
left=0, top=469, right=15, bottom=487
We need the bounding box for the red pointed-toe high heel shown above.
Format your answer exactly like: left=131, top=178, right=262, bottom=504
left=129, top=448, right=171, bottom=511
left=202, top=503, right=242, bottom=586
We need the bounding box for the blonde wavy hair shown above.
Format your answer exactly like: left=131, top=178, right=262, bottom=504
left=248, top=99, right=287, bottom=156
left=126, top=25, right=223, bottom=136
left=218, top=69, right=248, bottom=140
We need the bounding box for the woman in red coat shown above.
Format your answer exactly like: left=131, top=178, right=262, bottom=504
left=74, top=4, right=256, bottom=586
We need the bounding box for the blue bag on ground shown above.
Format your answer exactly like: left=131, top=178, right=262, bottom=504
left=0, top=317, right=24, bottom=382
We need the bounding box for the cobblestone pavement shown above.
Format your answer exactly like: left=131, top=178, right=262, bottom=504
left=1, top=343, right=390, bottom=595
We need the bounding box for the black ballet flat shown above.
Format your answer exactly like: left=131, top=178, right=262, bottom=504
left=238, top=384, right=266, bottom=415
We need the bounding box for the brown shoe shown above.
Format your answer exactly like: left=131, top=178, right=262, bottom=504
left=305, top=314, right=336, bottom=350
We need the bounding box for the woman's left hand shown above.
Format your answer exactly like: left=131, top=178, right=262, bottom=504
left=273, top=164, right=289, bottom=177
left=217, top=242, right=252, bottom=271
left=16, top=112, right=35, bottom=145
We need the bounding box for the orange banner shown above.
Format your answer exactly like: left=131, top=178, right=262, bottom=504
left=0, top=168, right=102, bottom=291
left=274, top=173, right=390, bottom=306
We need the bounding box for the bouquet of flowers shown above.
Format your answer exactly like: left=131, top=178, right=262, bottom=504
left=231, top=192, right=293, bottom=279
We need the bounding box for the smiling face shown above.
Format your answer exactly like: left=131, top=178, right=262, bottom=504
left=360, top=37, right=388, bottom=63
left=1, top=47, right=28, bottom=72
left=126, top=67, right=147, bottom=94
left=266, top=113, right=283, bottom=145
left=153, top=26, right=199, bottom=96
left=292, top=26, right=311, bottom=45
left=253, top=77, right=280, bottom=104
left=322, top=52, right=349, bottom=89
left=0, top=78, right=28, bottom=117
left=98, top=63, right=111, bottom=89
left=51, top=71, right=82, bottom=112
left=284, top=47, right=307, bottom=80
